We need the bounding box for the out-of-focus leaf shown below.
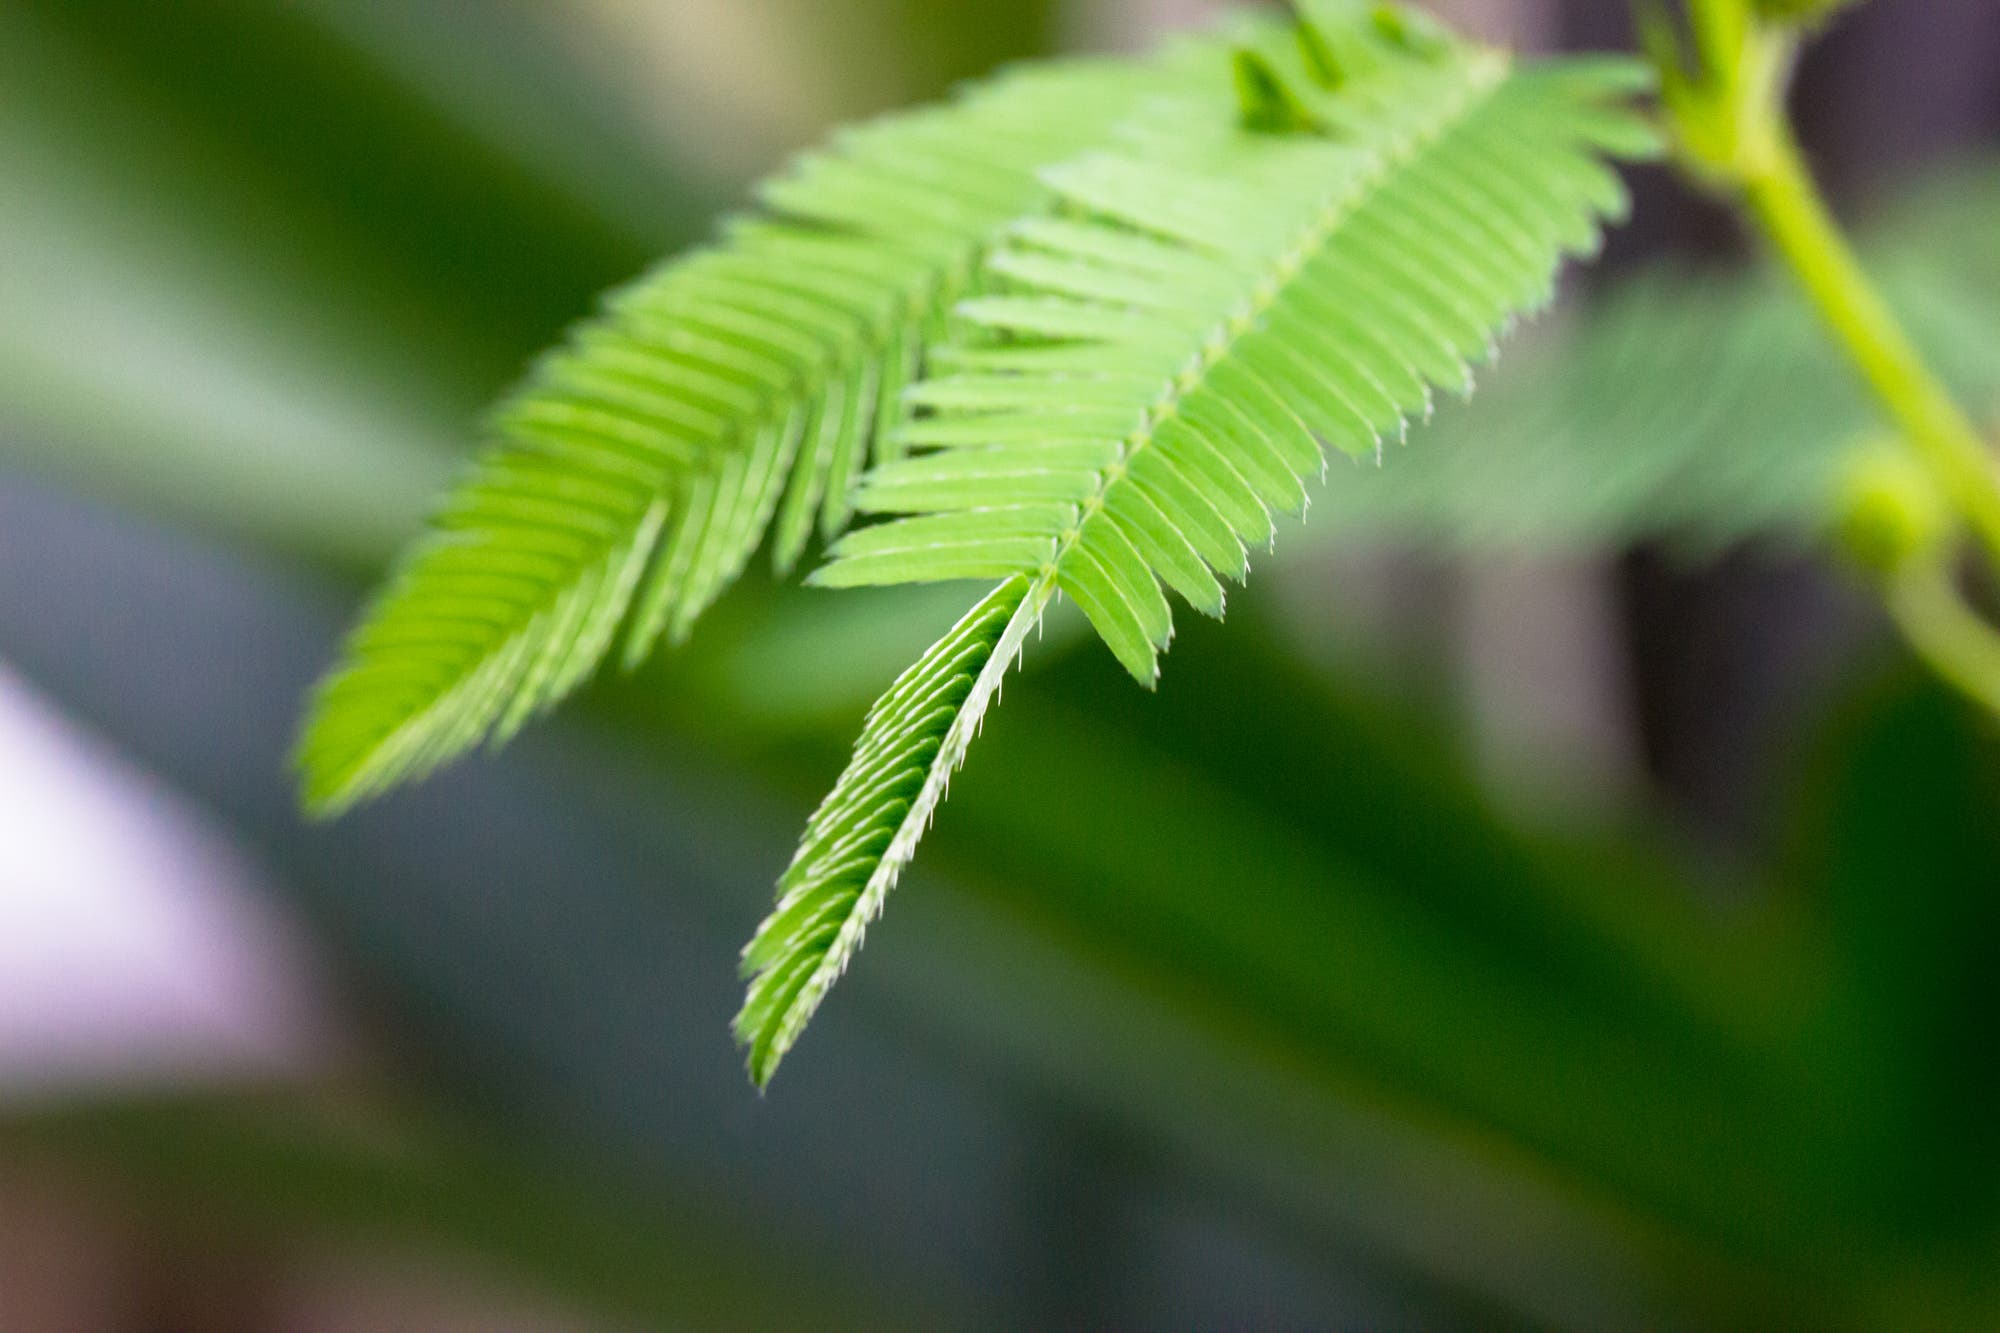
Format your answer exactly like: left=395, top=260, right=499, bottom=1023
left=9, top=473, right=1999, bottom=1327
left=1766, top=678, right=2000, bottom=1260
left=669, top=575, right=2000, bottom=1319
left=1305, top=162, right=2000, bottom=554
left=0, top=0, right=706, bottom=566
left=3, top=0, right=690, bottom=380
left=0, top=1091, right=935, bottom=1332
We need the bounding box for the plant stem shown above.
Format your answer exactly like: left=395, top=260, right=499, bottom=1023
left=1738, top=126, right=2000, bottom=565
left=1887, top=558, right=2000, bottom=718
left=1658, top=4, right=2000, bottom=713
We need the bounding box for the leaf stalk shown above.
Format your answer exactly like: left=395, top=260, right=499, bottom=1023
left=1886, top=557, right=2000, bottom=719
left=1738, top=126, right=2000, bottom=567
left=1655, top=0, right=2000, bottom=712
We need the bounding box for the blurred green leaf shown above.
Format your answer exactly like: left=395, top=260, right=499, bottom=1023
left=881, top=641, right=2000, bottom=1326
left=1307, top=162, right=2000, bottom=554
left=0, top=1090, right=936, bottom=1331
left=0, top=0, right=706, bottom=565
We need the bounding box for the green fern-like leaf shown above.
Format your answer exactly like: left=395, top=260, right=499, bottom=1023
left=735, top=11, right=1658, bottom=1083
left=734, top=575, right=1036, bottom=1085
left=284, top=0, right=1657, bottom=1087
left=293, top=45, right=1239, bottom=814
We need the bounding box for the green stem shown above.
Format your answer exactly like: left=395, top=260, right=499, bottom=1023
left=1737, top=126, right=2000, bottom=565
left=1886, top=558, right=2000, bottom=718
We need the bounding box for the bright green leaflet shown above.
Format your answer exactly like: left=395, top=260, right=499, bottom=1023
left=285, top=0, right=1657, bottom=1087
left=736, top=9, right=1659, bottom=1085
left=294, top=41, right=1241, bottom=814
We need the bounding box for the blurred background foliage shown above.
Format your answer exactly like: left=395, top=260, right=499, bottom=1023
left=1, top=0, right=1997, bottom=1328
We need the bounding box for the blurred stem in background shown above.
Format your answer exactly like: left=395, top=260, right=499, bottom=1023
left=1745, top=125, right=2000, bottom=559
left=1651, top=0, right=2000, bottom=713
left=1886, top=556, right=2000, bottom=716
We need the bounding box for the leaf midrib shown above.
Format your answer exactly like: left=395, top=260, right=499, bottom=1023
left=1031, top=51, right=1512, bottom=612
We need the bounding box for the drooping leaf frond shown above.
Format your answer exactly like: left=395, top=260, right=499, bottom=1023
left=818, top=53, right=1655, bottom=673
left=736, top=9, right=1658, bottom=1081
left=735, top=575, right=1039, bottom=1086
left=293, top=47, right=1236, bottom=814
